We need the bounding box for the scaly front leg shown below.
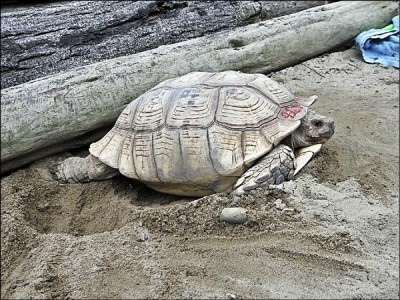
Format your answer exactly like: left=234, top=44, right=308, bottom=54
left=231, top=145, right=296, bottom=197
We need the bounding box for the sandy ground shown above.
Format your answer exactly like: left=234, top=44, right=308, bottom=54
left=1, top=47, right=399, bottom=299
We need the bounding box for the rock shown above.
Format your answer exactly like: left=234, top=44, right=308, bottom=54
left=282, top=208, right=296, bottom=215
left=220, top=207, right=248, bottom=224
left=226, top=293, right=237, bottom=299
left=274, top=199, right=287, bottom=210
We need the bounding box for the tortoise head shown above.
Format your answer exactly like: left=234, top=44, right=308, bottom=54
left=290, top=110, right=335, bottom=148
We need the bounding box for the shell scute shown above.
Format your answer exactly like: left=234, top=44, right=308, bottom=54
left=208, top=124, right=244, bottom=176
left=216, top=86, right=280, bottom=129
left=166, top=86, right=218, bottom=128
left=152, top=127, right=185, bottom=183
left=247, top=75, right=294, bottom=105
left=179, top=127, right=219, bottom=185
left=132, top=89, right=171, bottom=131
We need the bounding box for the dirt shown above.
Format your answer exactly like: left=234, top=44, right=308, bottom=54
left=1, top=47, right=399, bottom=299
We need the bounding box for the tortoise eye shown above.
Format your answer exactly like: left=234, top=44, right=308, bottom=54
left=312, top=119, right=324, bottom=128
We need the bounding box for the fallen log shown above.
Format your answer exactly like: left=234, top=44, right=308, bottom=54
left=1, top=1, right=327, bottom=89
left=1, top=1, right=398, bottom=174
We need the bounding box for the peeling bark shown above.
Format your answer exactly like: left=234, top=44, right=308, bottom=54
left=1, top=1, right=327, bottom=88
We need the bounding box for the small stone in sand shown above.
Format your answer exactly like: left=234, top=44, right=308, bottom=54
left=274, top=199, right=287, bottom=210
left=220, top=207, right=247, bottom=224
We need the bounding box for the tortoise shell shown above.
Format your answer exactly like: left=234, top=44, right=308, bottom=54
left=89, top=71, right=315, bottom=196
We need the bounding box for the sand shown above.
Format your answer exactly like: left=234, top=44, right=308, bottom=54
left=1, top=47, right=399, bottom=299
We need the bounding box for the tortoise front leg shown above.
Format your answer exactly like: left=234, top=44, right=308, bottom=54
left=232, top=145, right=296, bottom=197
left=54, top=154, right=119, bottom=183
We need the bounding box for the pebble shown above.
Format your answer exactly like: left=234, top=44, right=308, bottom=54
left=137, top=232, right=149, bottom=242
left=220, top=207, right=247, bottom=224
left=282, top=208, right=295, bottom=215
left=314, top=212, right=330, bottom=221
left=274, top=199, right=287, bottom=210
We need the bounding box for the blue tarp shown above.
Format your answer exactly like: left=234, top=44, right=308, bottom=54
left=355, top=16, right=399, bottom=68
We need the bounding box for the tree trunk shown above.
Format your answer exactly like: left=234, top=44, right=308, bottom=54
left=1, top=1, right=397, bottom=174
left=1, top=0, right=328, bottom=89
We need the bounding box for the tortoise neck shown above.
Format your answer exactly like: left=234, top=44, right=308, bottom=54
left=282, top=134, right=308, bottom=149
left=282, top=136, right=295, bottom=150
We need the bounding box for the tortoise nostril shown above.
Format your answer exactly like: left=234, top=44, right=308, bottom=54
left=328, top=119, right=335, bottom=131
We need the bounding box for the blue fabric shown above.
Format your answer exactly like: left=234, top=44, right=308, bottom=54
left=355, top=16, right=399, bottom=68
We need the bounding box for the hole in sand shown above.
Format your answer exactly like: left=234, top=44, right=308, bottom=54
left=20, top=165, right=192, bottom=236
left=23, top=176, right=136, bottom=236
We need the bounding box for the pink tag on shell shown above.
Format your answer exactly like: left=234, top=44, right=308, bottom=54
left=279, top=104, right=307, bottom=121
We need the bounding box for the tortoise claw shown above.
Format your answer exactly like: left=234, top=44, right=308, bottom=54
left=48, top=162, right=68, bottom=183
left=49, top=164, right=60, bottom=180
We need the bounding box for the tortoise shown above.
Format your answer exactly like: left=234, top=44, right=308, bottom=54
left=54, top=71, right=334, bottom=197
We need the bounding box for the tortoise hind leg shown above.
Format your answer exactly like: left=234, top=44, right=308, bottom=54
left=54, top=154, right=119, bottom=183
left=231, top=145, right=295, bottom=197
